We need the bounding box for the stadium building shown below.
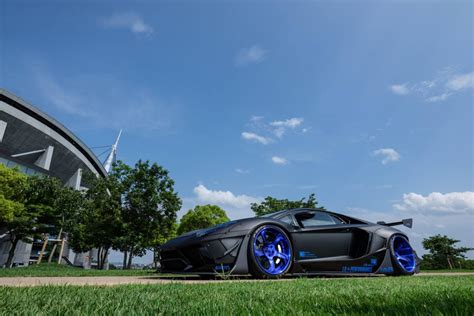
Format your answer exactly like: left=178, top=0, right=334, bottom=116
left=0, top=88, right=119, bottom=268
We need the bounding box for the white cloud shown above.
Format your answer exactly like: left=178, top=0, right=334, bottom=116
left=270, top=118, right=304, bottom=128
left=273, top=127, right=285, bottom=138
left=193, top=184, right=260, bottom=210
left=235, top=45, right=267, bottom=66
left=100, top=12, right=154, bottom=35
left=241, top=132, right=272, bottom=145
left=390, top=84, right=410, bottom=95
left=425, top=92, right=451, bottom=102
left=372, top=148, right=400, bottom=164
left=235, top=168, right=250, bottom=174
left=393, top=192, right=474, bottom=215
left=271, top=156, right=288, bottom=165
left=389, top=69, right=473, bottom=102
left=250, top=115, right=264, bottom=122
left=269, top=118, right=304, bottom=138
left=446, top=72, right=474, bottom=91
left=242, top=116, right=306, bottom=145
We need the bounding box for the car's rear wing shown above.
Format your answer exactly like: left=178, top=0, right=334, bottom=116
left=376, top=218, right=413, bottom=228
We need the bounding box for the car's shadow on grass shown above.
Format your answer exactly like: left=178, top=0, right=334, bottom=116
left=138, top=272, right=383, bottom=282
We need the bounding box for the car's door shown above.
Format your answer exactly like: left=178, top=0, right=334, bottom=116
left=291, top=210, right=354, bottom=263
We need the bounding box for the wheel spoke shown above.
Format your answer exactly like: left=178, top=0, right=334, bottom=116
left=268, top=258, right=275, bottom=272
left=273, top=234, right=284, bottom=245
left=397, top=255, right=409, bottom=263
left=275, top=252, right=289, bottom=261
left=397, top=247, right=411, bottom=251
left=254, top=249, right=265, bottom=257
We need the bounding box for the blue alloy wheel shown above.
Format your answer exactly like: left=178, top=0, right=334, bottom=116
left=252, top=226, right=292, bottom=276
left=392, top=236, right=416, bottom=273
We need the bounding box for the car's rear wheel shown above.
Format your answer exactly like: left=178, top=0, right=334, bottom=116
left=389, top=235, right=416, bottom=276
left=248, top=225, right=293, bottom=278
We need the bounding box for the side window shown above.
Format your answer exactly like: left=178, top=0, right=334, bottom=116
left=278, top=215, right=294, bottom=225
left=295, top=211, right=338, bottom=228
left=330, top=215, right=347, bottom=225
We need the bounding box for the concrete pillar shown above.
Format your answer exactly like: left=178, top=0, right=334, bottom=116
left=0, top=120, right=6, bottom=142
left=34, top=145, right=54, bottom=170
left=66, top=168, right=82, bottom=190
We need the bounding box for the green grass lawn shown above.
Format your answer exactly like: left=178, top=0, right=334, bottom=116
left=0, top=264, right=155, bottom=277
left=2, top=264, right=472, bottom=278
left=0, top=276, right=473, bottom=315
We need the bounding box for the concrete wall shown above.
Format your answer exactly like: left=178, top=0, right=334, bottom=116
left=0, top=240, right=32, bottom=267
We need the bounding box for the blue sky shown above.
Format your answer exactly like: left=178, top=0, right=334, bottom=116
left=1, top=1, right=473, bottom=262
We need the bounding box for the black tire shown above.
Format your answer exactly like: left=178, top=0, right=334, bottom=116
left=389, top=235, right=416, bottom=276
left=248, top=225, right=293, bottom=279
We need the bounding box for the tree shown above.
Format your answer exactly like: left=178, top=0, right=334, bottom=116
left=251, top=193, right=323, bottom=216
left=66, top=172, right=122, bottom=270
left=113, top=160, right=181, bottom=269
left=2, top=173, right=63, bottom=268
left=0, top=164, right=27, bottom=223
left=422, top=235, right=473, bottom=270
left=177, top=205, right=230, bottom=235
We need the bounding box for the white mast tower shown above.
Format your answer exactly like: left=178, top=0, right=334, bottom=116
left=103, top=129, right=122, bottom=173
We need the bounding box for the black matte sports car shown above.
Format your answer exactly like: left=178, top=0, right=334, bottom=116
left=160, top=208, right=421, bottom=278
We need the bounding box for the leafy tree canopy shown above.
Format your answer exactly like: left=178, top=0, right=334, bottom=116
left=0, top=164, right=27, bottom=223
left=422, top=234, right=473, bottom=270
left=251, top=193, right=323, bottom=216
left=177, top=205, right=230, bottom=235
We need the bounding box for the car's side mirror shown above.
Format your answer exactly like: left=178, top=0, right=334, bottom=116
left=292, top=225, right=301, bottom=230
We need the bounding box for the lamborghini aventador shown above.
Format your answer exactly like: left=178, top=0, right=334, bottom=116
left=160, top=208, right=421, bottom=278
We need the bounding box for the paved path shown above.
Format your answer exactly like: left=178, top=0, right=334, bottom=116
left=0, top=272, right=472, bottom=287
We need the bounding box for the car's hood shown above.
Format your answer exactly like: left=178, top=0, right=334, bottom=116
left=162, top=218, right=259, bottom=248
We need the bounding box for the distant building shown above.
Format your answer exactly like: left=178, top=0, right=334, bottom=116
left=0, top=89, right=117, bottom=268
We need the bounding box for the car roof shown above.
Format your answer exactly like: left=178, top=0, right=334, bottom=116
left=261, top=207, right=329, bottom=218
left=262, top=208, right=371, bottom=224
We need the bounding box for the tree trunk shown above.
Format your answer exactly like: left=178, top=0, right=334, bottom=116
left=122, top=251, right=128, bottom=270
left=153, top=247, right=161, bottom=269
left=447, top=257, right=453, bottom=270
left=97, top=247, right=102, bottom=270
left=98, top=247, right=105, bottom=270
left=127, top=249, right=133, bottom=269
left=100, top=248, right=109, bottom=270
left=5, top=236, right=19, bottom=268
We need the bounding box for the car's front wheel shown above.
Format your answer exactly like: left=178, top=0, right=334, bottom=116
left=389, top=235, right=416, bottom=276
left=248, top=225, right=293, bottom=278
